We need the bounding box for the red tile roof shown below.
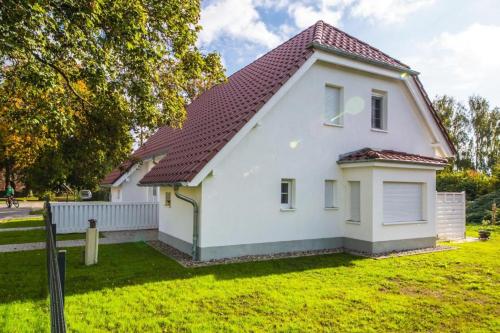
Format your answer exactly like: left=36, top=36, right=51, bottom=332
left=101, top=20, right=454, bottom=186
left=338, top=148, right=448, bottom=166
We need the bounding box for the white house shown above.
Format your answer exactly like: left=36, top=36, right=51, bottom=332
left=102, top=21, right=455, bottom=261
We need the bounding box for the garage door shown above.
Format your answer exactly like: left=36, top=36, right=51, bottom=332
left=383, top=182, right=423, bottom=223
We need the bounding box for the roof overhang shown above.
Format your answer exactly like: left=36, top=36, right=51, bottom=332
left=105, top=154, right=166, bottom=187
left=137, top=181, right=189, bottom=187
left=338, top=160, right=445, bottom=171
left=309, top=41, right=420, bottom=76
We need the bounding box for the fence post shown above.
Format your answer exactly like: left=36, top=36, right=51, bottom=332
left=57, top=250, right=66, bottom=301
left=51, top=223, right=57, bottom=245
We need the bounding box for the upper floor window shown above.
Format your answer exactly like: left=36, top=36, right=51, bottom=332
left=371, top=91, right=387, bottom=130
left=324, top=85, right=342, bottom=126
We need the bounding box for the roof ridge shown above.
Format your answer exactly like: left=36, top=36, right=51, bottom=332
left=312, top=20, right=324, bottom=44
left=320, top=21, right=410, bottom=69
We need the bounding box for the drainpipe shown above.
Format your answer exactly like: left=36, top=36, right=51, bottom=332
left=173, top=185, right=199, bottom=261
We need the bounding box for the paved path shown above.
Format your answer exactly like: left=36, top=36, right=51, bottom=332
left=0, top=229, right=158, bottom=253
left=0, top=201, right=44, bottom=220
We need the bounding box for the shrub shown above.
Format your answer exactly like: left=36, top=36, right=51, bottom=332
left=467, top=190, right=500, bottom=224
left=437, top=169, right=495, bottom=201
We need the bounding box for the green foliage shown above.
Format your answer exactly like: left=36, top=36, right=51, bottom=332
left=1, top=230, right=499, bottom=332
left=437, top=169, right=496, bottom=201
left=433, top=95, right=499, bottom=173
left=467, top=190, right=500, bottom=224
left=0, top=0, right=226, bottom=191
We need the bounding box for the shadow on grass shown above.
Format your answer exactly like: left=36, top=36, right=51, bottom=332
left=0, top=242, right=363, bottom=304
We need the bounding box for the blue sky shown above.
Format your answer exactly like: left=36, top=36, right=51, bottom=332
left=198, top=0, right=500, bottom=107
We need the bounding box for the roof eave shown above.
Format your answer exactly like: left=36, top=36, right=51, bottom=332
left=337, top=158, right=447, bottom=168
left=308, top=41, right=420, bottom=76
left=137, top=181, right=189, bottom=187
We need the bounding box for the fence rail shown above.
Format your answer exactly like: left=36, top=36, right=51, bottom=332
left=51, top=202, right=159, bottom=233
left=45, top=201, right=66, bottom=333
left=436, top=191, right=466, bottom=240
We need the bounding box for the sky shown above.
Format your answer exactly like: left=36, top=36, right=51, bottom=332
left=197, top=0, right=500, bottom=107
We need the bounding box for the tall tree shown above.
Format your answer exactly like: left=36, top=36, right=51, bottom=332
left=434, top=95, right=499, bottom=174
left=433, top=95, right=473, bottom=170
left=0, top=0, right=226, bottom=191
left=469, top=96, right=500, bottom=173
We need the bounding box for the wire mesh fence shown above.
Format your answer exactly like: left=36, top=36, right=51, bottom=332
left=45, top=200, right=67, bottom=333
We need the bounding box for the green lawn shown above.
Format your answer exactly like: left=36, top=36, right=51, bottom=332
left=0, top=217, right=45, bottom=229
left=1, top=227, right=499, bottom=332
left=0, top=229, right=90, bottom=245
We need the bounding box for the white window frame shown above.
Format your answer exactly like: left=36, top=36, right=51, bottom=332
left=324, top=85, right=343, bottom=127
left=371, top=91, right=387, bottom=131
left=347, top=181, right=361, bottom=223
left=324, top=180, right=338, bottom=209
left=280, top=179, right=295, bottom=210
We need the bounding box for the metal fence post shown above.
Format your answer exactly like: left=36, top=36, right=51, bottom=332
left=51, top=223, right=57, bottom=245
left=57, top=250, right=66, bottom=301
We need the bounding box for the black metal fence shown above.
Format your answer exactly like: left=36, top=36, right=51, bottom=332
left=44, top=200, right=67, bottom=333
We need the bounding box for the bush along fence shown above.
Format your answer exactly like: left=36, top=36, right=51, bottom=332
left=45, top=200, right=67, bottom=333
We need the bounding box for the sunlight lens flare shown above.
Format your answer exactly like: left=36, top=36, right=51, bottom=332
left=289, top=140, right=301, bottom=149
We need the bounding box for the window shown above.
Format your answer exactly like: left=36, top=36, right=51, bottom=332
left=324, top=180, right=337, bottom=208
left=165, top=192, right=171, bottom=207
left=371, top=92, right=387, bottom=130
left=324, top=86, right=342, bottom=125
left=281, top=179, right=295, bottom=209
left=116, top=189, right=121, bottom=201
left=152, top=187, right=157, bottom=196
left=349, top=181, right=361, bottom=222
left=383, top=182, right=423, bottom=223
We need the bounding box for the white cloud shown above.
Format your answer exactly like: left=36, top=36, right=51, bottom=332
left=254, top=0, right=291, bottom=9
left=350, top=0, right=435, bottom=24
left=199, top=0, right=282, bottom=49
left=287, top=0, right=353, bottom=29
left=408, top=24, right=500, bottom=106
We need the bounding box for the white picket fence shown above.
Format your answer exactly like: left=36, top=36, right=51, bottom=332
left=51, top=202, right=159, bottom=234
left=436, top=192, right=466, bottom=240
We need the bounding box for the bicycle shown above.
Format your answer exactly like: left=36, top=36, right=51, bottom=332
left=5, top=196, right=19, bottom=208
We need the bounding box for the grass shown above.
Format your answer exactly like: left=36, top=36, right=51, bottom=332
left=29, top=209, right=44, bottom=215
left=0, top=217, right=45, bottom=229
left=0, top=229, right=90, bottom=245
left=1, top=226, right=499, bottom=332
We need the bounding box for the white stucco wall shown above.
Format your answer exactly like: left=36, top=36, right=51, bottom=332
left=110, top=160, right=160, bottom=203
left=340, top=166, right=374, bottom=242
left=197, top=60, right=439, bottom=248
left=158, top=186, right=201, bottom=244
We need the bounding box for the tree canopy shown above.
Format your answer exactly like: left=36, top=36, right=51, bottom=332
left=433, top=95, right=499, bottom=174
left=0, top=0, right=225, bottom=191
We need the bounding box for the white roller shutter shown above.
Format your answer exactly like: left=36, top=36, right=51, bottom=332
left=383, top=182, right=423, bottom=223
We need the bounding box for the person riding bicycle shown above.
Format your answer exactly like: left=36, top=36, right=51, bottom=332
left=5, top=184, right=15, bottom=208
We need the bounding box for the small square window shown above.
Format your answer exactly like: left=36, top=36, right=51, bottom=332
left=324, top=180, right=337, bottom=208
left=281, top=179, right=295, bottom=209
